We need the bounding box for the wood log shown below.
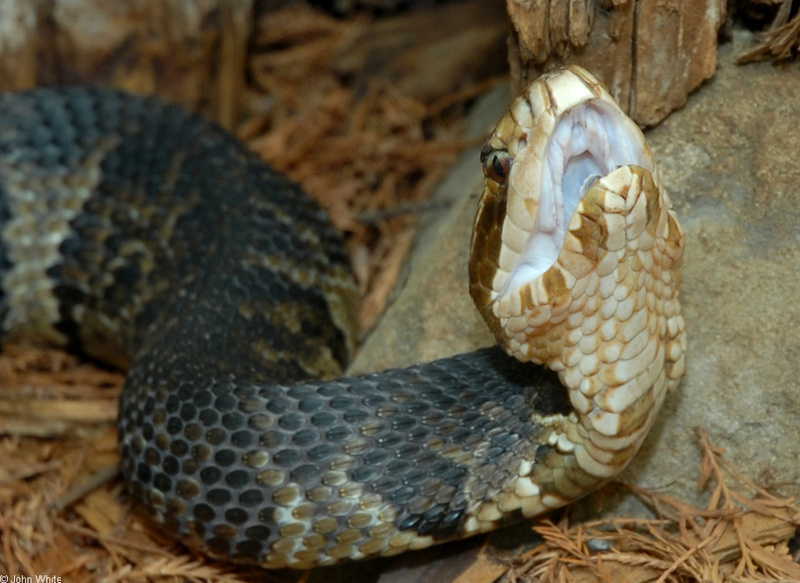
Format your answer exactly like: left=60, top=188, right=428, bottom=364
left=506, top=0, right=728, bottom=126
left=0, top=0, right=253, bottom=129
left=333, top=0, right=509, bottom=103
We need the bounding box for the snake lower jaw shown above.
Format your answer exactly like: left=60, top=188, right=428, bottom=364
left=502, top=164, right=684, bottom=479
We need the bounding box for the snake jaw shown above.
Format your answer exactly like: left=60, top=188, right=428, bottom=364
left=470, top=67, right=657, bottom=329
left=493, top=80, right=656, bottom=318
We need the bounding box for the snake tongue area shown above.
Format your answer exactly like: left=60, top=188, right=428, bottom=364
left=0, top=68, right=684, bottom=571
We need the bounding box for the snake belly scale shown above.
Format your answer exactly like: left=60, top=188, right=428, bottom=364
left=0, top=67, right=685, bottom=568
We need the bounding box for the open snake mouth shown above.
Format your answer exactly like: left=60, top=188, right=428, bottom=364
left=503, top=99, right=653, bottom=298
left=468, top=66, right=684, bottom=535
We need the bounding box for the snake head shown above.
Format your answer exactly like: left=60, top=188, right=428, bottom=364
left=469, top=66, right=686, bottom=486
left=470, top=66, right=673, bottom=357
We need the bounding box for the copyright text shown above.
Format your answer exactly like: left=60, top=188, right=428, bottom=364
left=0, top=576, right=62, bottom=583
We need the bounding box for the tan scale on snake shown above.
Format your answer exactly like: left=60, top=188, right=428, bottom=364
left=0, top=66, right=685, bottom=568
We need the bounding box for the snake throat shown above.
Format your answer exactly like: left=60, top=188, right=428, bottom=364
left=0, top=66, right=685, bottom=570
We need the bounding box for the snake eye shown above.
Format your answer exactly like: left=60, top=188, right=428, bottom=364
left=483, top=150, right=512, bottom=184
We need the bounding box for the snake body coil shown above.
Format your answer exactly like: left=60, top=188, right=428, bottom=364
left=0, top=67, right=685, bottom=568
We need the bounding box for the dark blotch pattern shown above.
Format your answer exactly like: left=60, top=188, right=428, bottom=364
left=119, top=344, right=566, bottom=564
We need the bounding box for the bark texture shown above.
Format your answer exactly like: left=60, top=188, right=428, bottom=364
left=506, top=0, right=728, bottom=126
left=0, top=0, right=252, bottom=129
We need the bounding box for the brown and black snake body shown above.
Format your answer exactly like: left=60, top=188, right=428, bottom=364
left=0, top=87, right=578, bottom=568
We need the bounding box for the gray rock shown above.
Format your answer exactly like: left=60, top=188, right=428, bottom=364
left=351, top=30, right=800, bottom=526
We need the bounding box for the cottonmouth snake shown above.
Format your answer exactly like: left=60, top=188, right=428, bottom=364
left=0, top=67, right=685, bottom=568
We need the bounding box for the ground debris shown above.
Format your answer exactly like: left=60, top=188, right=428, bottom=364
left=3, top=347, right=797, bottom=583
left=243, top=1, right=502, bottom=333
left=499, top=429, right=800, bottom=583
left=738, top=0, right=800, bottom=63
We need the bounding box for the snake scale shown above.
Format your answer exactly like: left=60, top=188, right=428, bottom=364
left=0, top=67, right=685, bottom=568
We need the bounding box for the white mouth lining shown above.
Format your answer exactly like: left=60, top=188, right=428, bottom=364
left=502, top=101, right=651, bottom=298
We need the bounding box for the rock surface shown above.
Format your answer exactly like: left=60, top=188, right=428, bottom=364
left=351, top=30, right=800, bottom=529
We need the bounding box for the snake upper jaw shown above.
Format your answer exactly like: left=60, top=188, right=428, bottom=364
left=472, top=67, right=658, bottom=322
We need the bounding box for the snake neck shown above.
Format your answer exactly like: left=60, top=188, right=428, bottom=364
left=522, top=166, right=683, bottom=471
left=475, top=166, right=685, bottom=505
